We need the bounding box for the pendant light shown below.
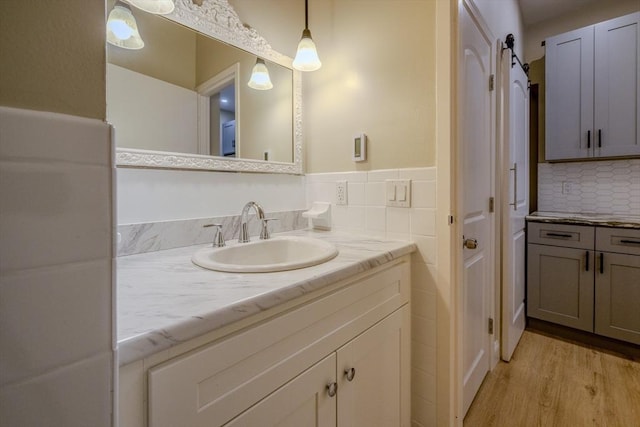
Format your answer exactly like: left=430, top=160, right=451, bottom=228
left=292, top=0, right=321, bottom=71
left=107, top=2, right=144, bottom=50
left=127, top=0, right=175, bottom=15
left=248, top=58, right=274, bottom=90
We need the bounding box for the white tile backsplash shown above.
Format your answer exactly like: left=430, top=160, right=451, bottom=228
left=0, top=106, right=114, bottom=425
left=538, top=159, right=640, bottom=215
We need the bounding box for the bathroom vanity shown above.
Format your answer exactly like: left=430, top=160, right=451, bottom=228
left=117, top=230, right=415, bottom=426
left=526, top=212, right=640, bottom=345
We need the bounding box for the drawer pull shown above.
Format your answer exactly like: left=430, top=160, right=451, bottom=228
left=620, top=239, right=640, bottom=245
left=587, top=130, right=591, bottom=148
left=545, top=232, right=572, bottom=238
left=327, top=382, right=337, bottom=397
left=344, top=367, right=356, bottom=382
left=599, top=253, right=604, bottom=274
left=598, top=129, right=602, bottom=148
left=585, top=251, right=589, bottom=272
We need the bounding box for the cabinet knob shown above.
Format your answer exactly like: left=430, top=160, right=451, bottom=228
left=344, top=367, right=356, bottom=382
left=327, top=382, right=338, bottom=397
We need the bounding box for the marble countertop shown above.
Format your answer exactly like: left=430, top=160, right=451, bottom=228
left=117, top=229, right=416, bottom=366
left=526, top=211, right=640, bottom=229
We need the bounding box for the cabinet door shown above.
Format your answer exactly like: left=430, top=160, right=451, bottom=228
left=336, top=307, right=410, bottom=427
left=545, top=26, right=594, bottom=160
left=594, top=12, right=640, bottom=158
left=224, top=354, right=337, bottom=427
left=527, top=244, right=594, bottom=331
left=594, top=252, right=640, bottom=345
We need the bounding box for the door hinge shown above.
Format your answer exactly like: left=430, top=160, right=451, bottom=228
left=448, top=215, right=454, bottom=225
left=488, top=318, right=494, bottom=335
left=489, top=74, right=495, bottom=91
left=489, top=197, right=495, bottom=213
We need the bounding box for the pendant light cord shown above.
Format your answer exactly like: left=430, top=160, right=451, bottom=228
left=304, top=0, right=309, bottom=30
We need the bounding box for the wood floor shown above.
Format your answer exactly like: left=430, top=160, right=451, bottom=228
left=464, top=330, right=640, bottom=427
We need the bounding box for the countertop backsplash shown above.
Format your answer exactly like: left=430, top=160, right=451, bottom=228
left=538, top=159, right=640, bottom=215
left=117, top=209, right=308, bottom=256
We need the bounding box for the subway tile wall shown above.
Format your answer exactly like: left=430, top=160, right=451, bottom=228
left=538, top=159, right=640, bottom=215
left=0, top=107, right=114, bottom=426
left=306, top=167, right=438, bottom=426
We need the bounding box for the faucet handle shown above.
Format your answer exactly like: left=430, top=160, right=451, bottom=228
left=260, top=218, right=279, bottom=240
left=203, top=223, right=225, bottom=247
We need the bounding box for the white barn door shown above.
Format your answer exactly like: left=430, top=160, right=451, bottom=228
left=500, top=49, right=529, bottom=361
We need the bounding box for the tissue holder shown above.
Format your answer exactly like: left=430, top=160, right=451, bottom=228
left=302, top=202, right=332, bottom=230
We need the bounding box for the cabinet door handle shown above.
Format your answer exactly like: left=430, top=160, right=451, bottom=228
left=620, top=239, right=640, bottom=245
left=599, top=253, right=604, bottom=274
left=509, top=163, right=517, bottom=211
left=327, top=382, right=337, bottom=397
left=344, top=367, right=356, bottom=382
left=587, top=130, right=591, bottom=149
left=598, top=129, right=602, bottom=148
left=585, top=251, right=589, bottom=272
left=545, top=232, right=572, bottom=238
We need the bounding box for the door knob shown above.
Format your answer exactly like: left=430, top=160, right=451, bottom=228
left=464, top=238, right=478, bottom=249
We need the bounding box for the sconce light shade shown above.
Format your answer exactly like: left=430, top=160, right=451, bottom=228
left=293, top=28, right=321, bottom=71
left=248, top=58, right=274, bottom=90
left=127, top=0, right=175, bottom=15
left=107, top=3, right=144, bottom=50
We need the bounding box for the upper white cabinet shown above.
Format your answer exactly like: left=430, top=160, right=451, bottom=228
left=546, top=12, right=640, bottom=161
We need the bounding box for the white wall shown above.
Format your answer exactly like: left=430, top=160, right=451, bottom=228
left=473, top=0, right=524, bottom=58
left=117, top=168, right=306, bottom=224
left=0, top=107, right=114, bottom=426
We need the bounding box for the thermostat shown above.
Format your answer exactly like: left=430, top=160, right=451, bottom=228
left=353, top=133, right=367, bottom=162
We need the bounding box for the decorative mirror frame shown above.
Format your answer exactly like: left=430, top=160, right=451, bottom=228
left=115, top=0, right=303, bottom=175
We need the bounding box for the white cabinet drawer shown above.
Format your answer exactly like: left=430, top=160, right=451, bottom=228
left=528, top=222, right=594, bottom=250
left=596, top=227, right=640, bottom=256
left=148, top=260, right=410, bottom=427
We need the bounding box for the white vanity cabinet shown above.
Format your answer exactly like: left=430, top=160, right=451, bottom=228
left=119, top=257, right=411, bottom=427
left=527, top=222, right=640, bottom=344
left=545, top=12, right=640, bottom=161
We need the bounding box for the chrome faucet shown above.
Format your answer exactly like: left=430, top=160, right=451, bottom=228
left=238, top=201, right=266, bottom=243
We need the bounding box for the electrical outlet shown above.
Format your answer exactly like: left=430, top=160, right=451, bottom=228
left=562, top=181, right=574, bottom=195
left=336, top=181, right=348, bottom=205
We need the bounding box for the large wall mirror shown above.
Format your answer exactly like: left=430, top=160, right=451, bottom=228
left=109, top=0, right=302, bottom=174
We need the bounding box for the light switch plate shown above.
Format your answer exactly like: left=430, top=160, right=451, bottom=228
left=336, top=181, right=348, bottom=205
left=386, top=179, right=411, bottom=207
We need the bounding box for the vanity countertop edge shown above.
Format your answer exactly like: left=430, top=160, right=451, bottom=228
left=117, top=229, right=416, bottom=366
left=526, top=211, right=640, bottom=229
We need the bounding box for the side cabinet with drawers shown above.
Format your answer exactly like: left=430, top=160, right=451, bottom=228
left=527, top=222, right=640, bottom=345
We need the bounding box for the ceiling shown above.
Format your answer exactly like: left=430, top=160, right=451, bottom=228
left=517, top=0, right=602, bottom=27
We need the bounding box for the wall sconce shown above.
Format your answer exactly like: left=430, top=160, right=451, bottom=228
left=127, top=0, right=175, bottom=15
left=107, top=2, right=144, bottom=50
left=248, top=58, right=274, bottom=90
left=292, top=0, right=321, bottom=71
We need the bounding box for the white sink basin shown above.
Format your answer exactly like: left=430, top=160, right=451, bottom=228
left=192, top=236, right=339, bottom=273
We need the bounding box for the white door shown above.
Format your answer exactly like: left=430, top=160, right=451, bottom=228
left=459, top=0, right=495, bottom=416
left=500, top=50, right=529, bottom=361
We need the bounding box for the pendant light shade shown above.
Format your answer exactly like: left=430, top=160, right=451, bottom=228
left=107, top=3, right=144, bottom=50
left=248, top=58, right=274, bottom=90
left=127, top=0, right=175, bottom=15
left=292, top=0, right=321, bottom=72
